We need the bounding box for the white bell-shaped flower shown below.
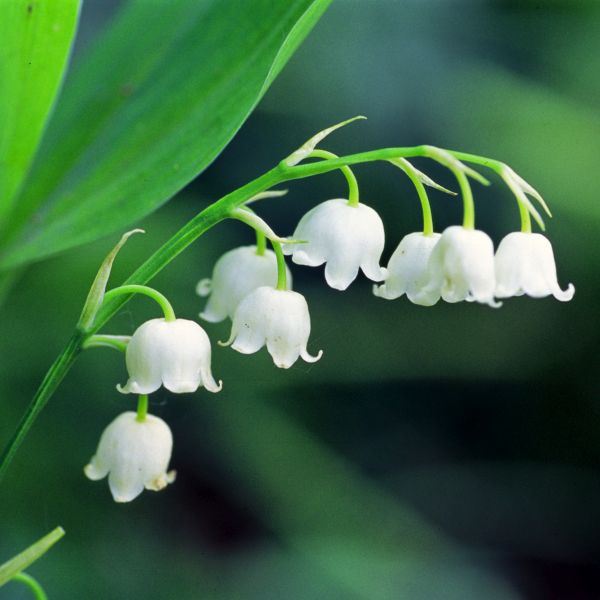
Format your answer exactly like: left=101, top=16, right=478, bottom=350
left=283, top=199, right=386, bottom=290
left=423, top=225, right=500, bottom=307
left=196, top=245, right=292, bottom=322
left=221, top=286, right=322, bottom=368
left=84, top=411, right=175, bottom=503
left=117, top=318, right=222, bottom=394
left=495, top=232, right=574, bottom=301
left=373, top=232, right=442, bottom=306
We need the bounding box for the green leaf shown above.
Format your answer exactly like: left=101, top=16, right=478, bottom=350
left=0, top=0, right=332, bottom=270
left=0, top=0, right=81, bottom=228
left=0, top=526, right=64, bottom=587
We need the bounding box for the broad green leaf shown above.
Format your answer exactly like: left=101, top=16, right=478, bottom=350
left=0, top=0, right=80, bottom=227
left=0, top=0, right=332, bottom=270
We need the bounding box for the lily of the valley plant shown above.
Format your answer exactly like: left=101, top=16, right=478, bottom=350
left=1, top=118, right=574, bottom=507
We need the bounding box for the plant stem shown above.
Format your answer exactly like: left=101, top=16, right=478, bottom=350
left=518, top=198, right=532, bottom=233
left=103, top=284, right=176, bottom=322
left=391, top=160, right=434, bottom=236
left=307, top=149, right=360, bottom=206
left=455, top=169, right=475, bottom=229
left=0, top=333, right=82, bottom=482
left=255, top=229, right=267, bottom=256
left=271, top=241, right=288, bottom=290
left=136, top=394, right=149, bottom=422
left=11, top=573, right=47, bottom=600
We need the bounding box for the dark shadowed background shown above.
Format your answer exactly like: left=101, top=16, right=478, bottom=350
left=1, top=1, right=599, bottom=598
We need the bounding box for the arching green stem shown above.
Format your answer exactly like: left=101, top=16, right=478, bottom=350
left=271, top=240, right=288, bottom=291
left=103, top=284, right=175, bottom=321
left=307, top=149, right=360, bottom=207
left=0, top=142, right=549, bottom=483
left=11, top=573, right=47, bottom=600
left=136, top=394, right=149, bottom=422
left=255, top=229, right=267, bottom=256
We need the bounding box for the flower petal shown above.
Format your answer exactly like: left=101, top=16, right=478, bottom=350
left=552, top=282, right=575, bottom=302
left=287, top=199, right=385, bottom=290
left=108, top=470, right=145, bottom=503
left=84, top=458, right=108, bottom=481
left=199, top=367, right=223, bottom=393
left=300, top=348, right=323, bottom=363
left=324, top=257, right=360, bottom=291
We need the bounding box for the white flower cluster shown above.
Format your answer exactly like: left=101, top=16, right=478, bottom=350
left=83, top=132, right=573, bottom=504
left=374, top=226, right=574, bottom=307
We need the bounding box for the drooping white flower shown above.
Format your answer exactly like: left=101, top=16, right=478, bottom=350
left=196, top=245, right=292, bottom=323
left=373, top=232, right=442, bottom=306
left=495, top=232, right=574, bottom=301
left=221, top=286, right=322, bottom=368
left=423, top=225, right=500, bottom=307
left=283, top=199, right=386, bottom=290
left=84, top=411, right=175, bottom=503
left=117, top=318, right=222, bottom=394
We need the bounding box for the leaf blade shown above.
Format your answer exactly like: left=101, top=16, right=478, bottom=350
left=0, top=0, right=80, bottom=227
left=0, top=0, right=332, bottom=270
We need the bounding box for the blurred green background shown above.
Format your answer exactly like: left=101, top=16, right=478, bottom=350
left=1, top=0, right=599, bottom=598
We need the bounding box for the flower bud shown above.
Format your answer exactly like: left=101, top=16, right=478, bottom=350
left=283, top=199, right=386, bottom=291
left=117, top=318, right=222, bottom=394
left=197, top=245, right=292, bottom=323
left=495, top=232, right=574, bottom=301
left=373, top=232, right=441, bottom=306
left=222, top=286, right=322, bottom=368
left=84, top=411, right=175, bottom=503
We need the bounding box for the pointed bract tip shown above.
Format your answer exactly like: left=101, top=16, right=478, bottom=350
left=247, top=189, right=289, bottom=203
left=464, top=165, right=490, bottom=186
left=125, top=228, right=145, bottom=237
left=284, top=115, right=368, bottom=166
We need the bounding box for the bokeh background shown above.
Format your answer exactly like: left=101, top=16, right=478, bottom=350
left=1, top=0, right=599, bottom=598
